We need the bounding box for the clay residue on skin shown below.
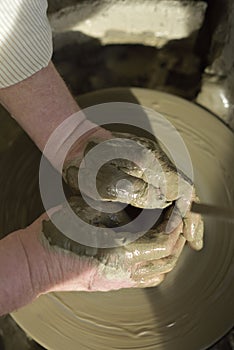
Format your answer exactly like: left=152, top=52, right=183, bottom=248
left=41, top=194, right=131, bottom=256
left=7, top=88, right=234, bottom=350
left=66, top=132, right=192, bottom=209
left=41, top=195, right=184, bottom=279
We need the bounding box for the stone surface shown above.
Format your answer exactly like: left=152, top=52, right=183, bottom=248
left=196, top=0, right=234, bottom=127
left=49, top=0, right=207, bottom=48
left=48, top=0, right=234, bottom=129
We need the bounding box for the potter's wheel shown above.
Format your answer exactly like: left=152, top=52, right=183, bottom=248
left=0, top=88, right=233, bottom=350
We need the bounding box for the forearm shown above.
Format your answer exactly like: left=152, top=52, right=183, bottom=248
left=0, top=61, right=80, bottom=152
left=0, top=229, right=42, bottom=316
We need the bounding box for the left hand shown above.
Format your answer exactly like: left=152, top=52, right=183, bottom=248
left=31, top=196, right=192, bottom=291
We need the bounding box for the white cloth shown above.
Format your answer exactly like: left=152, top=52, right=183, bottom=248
left=0, top=0, right=52, bottom=88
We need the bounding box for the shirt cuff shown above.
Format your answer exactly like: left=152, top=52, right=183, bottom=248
left=0, top=0, right=53, bottom=88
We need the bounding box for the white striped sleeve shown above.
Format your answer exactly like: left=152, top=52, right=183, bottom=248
left=0, top=0, right=53, bottom=88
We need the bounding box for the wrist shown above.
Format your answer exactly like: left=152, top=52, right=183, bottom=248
left=44, top=117, right=111, bottom=172
left=62, top=123, right=112, bottom=191
left=20, top=213, right=97, bottom=294
left=0, top=228, right=45, bottom=316
left=18, top=214, right=58, bottom=296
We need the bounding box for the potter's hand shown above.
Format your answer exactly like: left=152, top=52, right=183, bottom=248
left=63, top=131, right=203, bottom=250
left=0, top=198, right=200, bottom=316
left=34, top=196, right=199, bottom=291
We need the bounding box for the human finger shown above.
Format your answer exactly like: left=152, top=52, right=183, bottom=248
left=77, top=164, right=172, bottom=209
left=187, top=219, right=204, bottom=251
left=132, top=235, right=186, bottom=279
left=122, top=220, right=183, bottom=265
left=183, top=211, right=201, bottom=242
left=133, top=273, right=166, bottom=288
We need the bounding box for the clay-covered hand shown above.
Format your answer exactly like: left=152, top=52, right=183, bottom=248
left=63, top=131, right=203, bottom=250
left=31, top=196, right=198, bottom=292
